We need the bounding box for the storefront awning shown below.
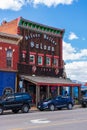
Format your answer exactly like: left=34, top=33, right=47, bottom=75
left=20, top=75, right=81, bottom=87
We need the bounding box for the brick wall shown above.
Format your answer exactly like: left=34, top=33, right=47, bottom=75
left=0, top=42, right=19, bottom=70
left=0, top=18, right=18, bottom=35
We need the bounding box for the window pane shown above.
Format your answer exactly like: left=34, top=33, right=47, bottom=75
left=30, top=55, right=35, bottom=64
left=7, top=50, right=12, bottom=57
left=46, top=57, right=51, bottom=65
left=6, top=49, right=12, bottom=67
left=38, top=56, right=42, bottom=65
left=54, top=58, right=58, bottom=66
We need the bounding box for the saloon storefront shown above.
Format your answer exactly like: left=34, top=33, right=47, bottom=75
left=19, top=75, right=81, bottom=105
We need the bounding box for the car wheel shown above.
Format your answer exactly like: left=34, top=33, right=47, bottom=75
left=0, top=106, right=3, bottom=115
left=22, top=104, right=29, bottom=113
left=12, top=109, right=19, bottom=113
left=82, top=102, right=87, bottom=108
left=39, top=108, right=44, bottom=111
left=67, top=103, right=73, bottom=110
left=49, top=104, right=55, bottom=111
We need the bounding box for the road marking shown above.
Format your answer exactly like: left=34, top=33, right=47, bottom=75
left=30, top=118, right=51, bottom=124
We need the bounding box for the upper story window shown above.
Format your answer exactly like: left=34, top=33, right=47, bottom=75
left=22, top=50, right=26, bottom=62
left=53, top=56, right=59, bottom=68
left=38, top=54, right=44, bottom=66
left=46, top=55, right=52, bottom=67
left=6, top=49, right=13, bottom=68
left=29, top=52, right=36, bottom=65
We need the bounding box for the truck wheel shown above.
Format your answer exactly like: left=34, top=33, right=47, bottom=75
left=67, top=103, right=73, bottom=110
left=22, top=104, right=29, bottom=113
left=0, top=106, right=3, bottom=115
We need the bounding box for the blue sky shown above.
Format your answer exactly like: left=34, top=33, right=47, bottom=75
left=0, top=0, right=87, bottom=82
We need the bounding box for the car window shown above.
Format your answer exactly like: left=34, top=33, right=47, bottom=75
left=5, top=95, right=15, bottom=101
left=56, top=96, right=61, bottom=100
left=15, top=95, right=23, bottom=100
left=23, top=94, right=31, bottom=99
left=44, top=98, right=52, bottom=102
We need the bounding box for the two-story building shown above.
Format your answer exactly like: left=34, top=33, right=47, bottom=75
left=0, top=17, right=81, bottom=105
left=0, top=32, right=22, bottom=96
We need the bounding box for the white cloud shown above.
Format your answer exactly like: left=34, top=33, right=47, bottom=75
left=30, top=0, right=74, bottom=7
left=0, top=0, right=76, bottom=11
left=63, top=41, right=87, bottom=82
left=0, top=0, right=25, bottom=11
left=65, top=61, right=87, bottom=82
left=63, top=41, right=87, bottom=61
left=68, top=32, right=79, bottom=40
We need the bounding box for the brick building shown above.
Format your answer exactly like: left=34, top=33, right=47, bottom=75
left=0, top=17, right=81, bottom=105
left=0, top=32, right=22, bottom=96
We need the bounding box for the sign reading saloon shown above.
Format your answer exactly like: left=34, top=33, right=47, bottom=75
left=30, top=41, right=55, bottom=52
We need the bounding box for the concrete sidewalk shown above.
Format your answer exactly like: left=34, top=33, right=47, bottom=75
left=73, top=104, right=81, bottom=109
left=31, top=104, right=81, bottom=111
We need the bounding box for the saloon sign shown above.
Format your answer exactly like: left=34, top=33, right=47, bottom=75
left=30, top=41, right=55, bottom=52
left=28, top=33, right=57, bottom=52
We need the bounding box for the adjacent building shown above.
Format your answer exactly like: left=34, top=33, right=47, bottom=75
left=0, top=32, right=22, bottom=96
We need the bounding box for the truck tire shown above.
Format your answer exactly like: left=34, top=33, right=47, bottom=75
left=22, top=104, right=29, bottom=113
left=0, top=106, right=3, bottom=115
left=67, top=103, right=73, bottom=110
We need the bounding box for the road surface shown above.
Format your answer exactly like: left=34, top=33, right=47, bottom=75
left=0, top=107, right=87, bottom=130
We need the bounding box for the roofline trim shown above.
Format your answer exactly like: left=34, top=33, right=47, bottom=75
left=18, top=17, right=65, bottom=37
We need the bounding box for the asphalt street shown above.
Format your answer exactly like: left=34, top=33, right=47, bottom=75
left=0, top=106, right=87, bottom=130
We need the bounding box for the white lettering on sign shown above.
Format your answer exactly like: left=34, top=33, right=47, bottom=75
left=48, top=46, right=51, bottom=51
left=36, top=44, right=39, bottom=49
left=30, top=41, right=55, bottom=51
left=44, top=45, right=47, bottom=50
left=27, top=33, right=57, bottom=45
left=30, top=41, right=34, bottom=48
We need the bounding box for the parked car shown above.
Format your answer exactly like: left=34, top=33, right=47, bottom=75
left=0, top=92, right=32, bottom=115
left=80, top=96, right=87, bottom=107
left=37, top=95, right=74, bottom=111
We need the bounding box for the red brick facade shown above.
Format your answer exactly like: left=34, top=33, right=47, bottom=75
left=0, top=32, right=22, bottom=71
left=0, top=42, right=19, bottom=70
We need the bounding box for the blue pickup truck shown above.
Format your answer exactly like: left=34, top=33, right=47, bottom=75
left=0, top=92, right=32, bottom=115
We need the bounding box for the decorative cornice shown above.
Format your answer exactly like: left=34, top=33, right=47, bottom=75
left=18, top=17, right=65, bottom=37
left=0, top=32, right=23, bottom=45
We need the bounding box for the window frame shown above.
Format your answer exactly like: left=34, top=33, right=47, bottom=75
left=46, top=55, right=52, bottom=67
left=29, top=52, right=36, bottom=65
left=38, top=53, right=44, bottom=66
left=53, top=56, right=59, bottom=68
